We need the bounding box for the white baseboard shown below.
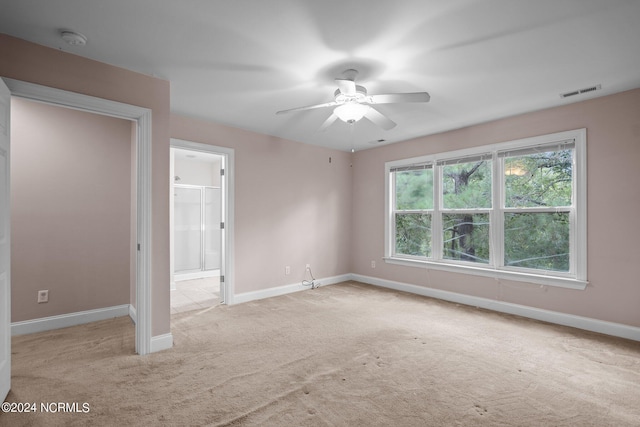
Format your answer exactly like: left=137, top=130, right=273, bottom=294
left=11, top=304, right=130, bottom=336
left=150, top=333, right=173, bottom=353
left=174, top=270, right=219, bottom=282
left=129, top=304, right=137, bottom=324
left=352, top=274, right=640, bottom=342
left=233, top=274, right=350, bottom=305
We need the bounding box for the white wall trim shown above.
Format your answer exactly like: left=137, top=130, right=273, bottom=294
left=11, top=305, right=130, bottom=336
left=352, top=274, right=640, bottom=342
left=135, top=107, right=153, bottom=356
left=150, top=333, right=173, bottom=353
left=174, top=270, right=219, bottom=282
left=233, top=274, right=350, bottom=305
left=129, top=304, right=137, bottom=324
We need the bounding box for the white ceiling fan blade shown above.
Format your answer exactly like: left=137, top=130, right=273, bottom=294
left=335, top=78, right=356, bottom=96
left=365, top=107, right=396, bottom=130
left=317, top=113, right=338, bottom=132
left=369, top=92, right=430, bottom=104
left=276, top=100, right=339, bottom=115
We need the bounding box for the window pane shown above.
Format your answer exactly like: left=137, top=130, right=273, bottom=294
left=395, top=213, right=431, bottom=257
left=395, top=169, right=433, bottom=210
left=442, top=213, right=489, bottom=263
left=442, top=160, right=491, bottom=209
left=504, top=149, right=572, bottom=208
left=504, top=212, right=569, bottom=272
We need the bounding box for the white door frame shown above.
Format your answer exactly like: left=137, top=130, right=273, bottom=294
left=0, top=78, right=11, bottom=402
left=170, top=138, right=234, bottom=304
left=2, top=78, right=153, bottom=355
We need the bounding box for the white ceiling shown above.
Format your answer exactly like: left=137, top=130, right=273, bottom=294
left=2, top=0, right=639, bottom=152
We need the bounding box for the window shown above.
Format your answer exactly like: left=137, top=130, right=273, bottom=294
left=386, top=129, right=587, bottom=289
left=501, top=144, right=574, bottom=273
left=439, top=155, right=492, bottom=264
left=392, top=165, right=433, bottom=258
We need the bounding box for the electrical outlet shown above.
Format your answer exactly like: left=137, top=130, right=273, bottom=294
left=371, top=260, right=376, bottom=268
left=285, top=266, right=291, bottom=275
left=37, top=290, right=49, bottom=303
left=306, top=264, right=311, bottom=271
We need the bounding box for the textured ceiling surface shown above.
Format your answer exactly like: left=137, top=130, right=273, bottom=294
left=2, top=0, right=639, bottom=151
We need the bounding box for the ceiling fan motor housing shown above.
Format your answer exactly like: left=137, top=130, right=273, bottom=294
left=334, top=85, right=368, bottom=103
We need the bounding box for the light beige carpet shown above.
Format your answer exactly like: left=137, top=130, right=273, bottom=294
left=3, top=281, right=640, bottom=426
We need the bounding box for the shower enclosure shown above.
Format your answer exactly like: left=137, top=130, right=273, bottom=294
left=173, top=184, right=221, bottom=277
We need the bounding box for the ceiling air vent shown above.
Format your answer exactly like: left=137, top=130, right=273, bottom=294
left=560, top=84, right=601, bottom=98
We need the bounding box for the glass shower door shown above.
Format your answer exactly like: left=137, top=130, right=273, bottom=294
left=174, top=186, right=202, bottom=273
left=204, top=187, right=221, bottom=271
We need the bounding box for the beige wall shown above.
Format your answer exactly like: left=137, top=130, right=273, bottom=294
left=10, top=98, right=132, bottom=322
left=0, top=34, right=171, bottom=336
left=171, top=115, right=353, bottom=293
left=351, top=88, right=640, bottom=328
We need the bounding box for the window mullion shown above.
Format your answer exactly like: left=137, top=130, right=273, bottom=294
left=503, top=207, right=571, bottom=213
left=387, top=169, right=396, bottom=257
left=432, top=164, right=443, bottom=261
left=493, top=154, right=504, bottom=269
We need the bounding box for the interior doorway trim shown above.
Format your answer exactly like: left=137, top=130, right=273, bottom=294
left=170, top=138, right=234, bottom=304
left=3, top=78, right=153, bottom=355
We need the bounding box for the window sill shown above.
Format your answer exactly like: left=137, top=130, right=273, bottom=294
left=383, top=257, right=587, bottom=290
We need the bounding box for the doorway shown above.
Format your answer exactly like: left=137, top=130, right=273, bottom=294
left=170, top=139, right=234, bottom=310
left=3, top=77, right=154, bottom=355
left=10, top=97, right=134, bottom=329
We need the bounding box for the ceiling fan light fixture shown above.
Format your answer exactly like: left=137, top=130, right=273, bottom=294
left=334, top=102, right=369, bottom=123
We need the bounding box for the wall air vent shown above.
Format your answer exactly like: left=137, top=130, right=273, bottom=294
left=560, top=84, right=602, bottom=98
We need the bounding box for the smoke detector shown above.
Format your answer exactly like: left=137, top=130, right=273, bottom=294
left=60, top=30, right=87, bottom=46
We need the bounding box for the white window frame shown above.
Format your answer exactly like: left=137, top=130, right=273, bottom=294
left=384, top=128, right=587, bottom=290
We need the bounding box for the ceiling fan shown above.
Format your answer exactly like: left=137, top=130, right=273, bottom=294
left=276, top=69, right=430, bottom=131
